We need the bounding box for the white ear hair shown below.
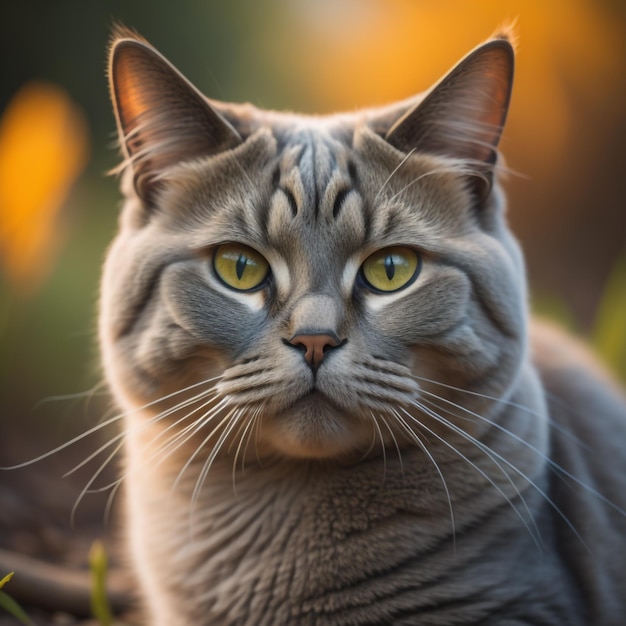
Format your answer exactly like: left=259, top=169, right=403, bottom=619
left=384, top=37, right=514, bottom=195
left=109, top=35, right=241, bottom=205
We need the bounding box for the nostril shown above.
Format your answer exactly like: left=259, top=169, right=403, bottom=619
left=286, top=332, right=346, bottom=370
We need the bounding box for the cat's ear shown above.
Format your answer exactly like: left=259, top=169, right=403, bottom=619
left=384, top=36, right=514, bottom=195
left=108, top=29, right=242, bottom=204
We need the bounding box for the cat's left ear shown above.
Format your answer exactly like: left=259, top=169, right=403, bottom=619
left=384, top=36, right=514, bottom=195
left=108, top=28, right=242, bottom=205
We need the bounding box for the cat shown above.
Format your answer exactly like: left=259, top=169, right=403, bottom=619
left=101, top=25, right=626, bottom=625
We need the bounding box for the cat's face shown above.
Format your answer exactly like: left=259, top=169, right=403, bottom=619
left=101, top=29, right=525, bottom=463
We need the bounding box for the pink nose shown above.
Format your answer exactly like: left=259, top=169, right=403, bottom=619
left=288, top=333, right=342, bottom=370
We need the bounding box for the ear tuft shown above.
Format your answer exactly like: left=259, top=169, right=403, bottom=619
left=384, top=36, right=515, bottom=195
left=108, top=28, right=242, bottom=206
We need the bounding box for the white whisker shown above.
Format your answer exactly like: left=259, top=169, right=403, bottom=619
left=374, top=148, right=416, bottom=203
left=358, top=416, right=380, bottom=463
left=412, top=372, right=588, bottom=449
left=402, top=404, right=544, bottom=552
left=103, top=478, right=123, bottom=526
left=88, top=390, right=224, bottom=497
left=232, top=407, right=258, bottom=495
left=389, top=408, right=456, bottom=547
left=387, top=167, right=472, bottom=205
left=189, top=408, right=245, bottom=531
left=369, top=411, right=387, bottom=482
left=241, top=404, right=264, bottom=473
left=1, top=376, right=222, bottom=470
left=421, top=390, right=626, bottom=518
left=33, top=382, right=108, bottom=410
left=377, top=412, right=404, bottom=475
left=171, top=398, right=233, bottom=494
left=70, top=440, right=125, bottom=527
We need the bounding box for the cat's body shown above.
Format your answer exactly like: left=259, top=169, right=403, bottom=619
left=101, top=28, right=626, bottom=625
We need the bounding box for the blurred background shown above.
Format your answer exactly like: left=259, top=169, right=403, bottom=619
left=0, top=0, right=625, bottom=612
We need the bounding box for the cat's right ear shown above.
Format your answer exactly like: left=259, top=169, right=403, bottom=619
left=108, top=30, right=242, bottom=205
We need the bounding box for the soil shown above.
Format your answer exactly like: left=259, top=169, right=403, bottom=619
left=0, top=433, right=136, bottom=626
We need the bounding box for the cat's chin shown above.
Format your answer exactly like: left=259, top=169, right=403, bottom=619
left=262, top=391, right=371, bottom=460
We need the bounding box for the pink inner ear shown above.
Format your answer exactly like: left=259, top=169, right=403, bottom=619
left=385, top=40, right=514, bottom=167
left=109, top=38, right=241, bottom=203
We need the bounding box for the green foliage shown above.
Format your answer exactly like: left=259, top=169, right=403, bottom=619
left=89, top=541, right=114, bottom=626
left=533, top=253, right=626, bottom=385
left=531, top=292, right=579, bottom=335
left=0, top=572, right=33, bottom=625
left=592, top=255, right=626, bottom=383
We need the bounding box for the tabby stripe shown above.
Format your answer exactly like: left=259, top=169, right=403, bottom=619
left=332, top=188, right=351, bottom=219
left=306, top=137, right=321, bottom=220
left=280, top=187, right=298, bottom=217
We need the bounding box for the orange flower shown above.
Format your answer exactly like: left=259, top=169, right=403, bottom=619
left=0, top=82, right=89, bottom=295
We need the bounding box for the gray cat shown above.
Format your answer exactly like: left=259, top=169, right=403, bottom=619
left=101, top=26, right=626, bottom=625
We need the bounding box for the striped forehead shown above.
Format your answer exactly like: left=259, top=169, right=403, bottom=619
left=266, top=129, right=365, bottom=236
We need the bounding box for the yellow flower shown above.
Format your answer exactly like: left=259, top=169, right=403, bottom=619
left=0, top=81, right=89, bottom=295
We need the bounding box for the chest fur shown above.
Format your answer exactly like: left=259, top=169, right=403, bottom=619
left=125, top=449, right=576, bottom=626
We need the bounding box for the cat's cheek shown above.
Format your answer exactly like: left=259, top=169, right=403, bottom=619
left=161, top=265, right=266, bottom=356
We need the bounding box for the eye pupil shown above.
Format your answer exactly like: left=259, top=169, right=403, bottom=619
left=236, top=253, right=247, bottom=280
left=213, top=243, right=270, bottom=292
left=384, top=255, right=395, bottom=281
left=360, top=246, right=420, bottom=293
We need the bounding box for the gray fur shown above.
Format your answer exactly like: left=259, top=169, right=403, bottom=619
left=100, top=27, right=626, bottom=625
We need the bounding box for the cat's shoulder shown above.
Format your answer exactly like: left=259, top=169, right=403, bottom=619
left=530, top=317, right=625, bottom=408
left=530, top=317, right=626, bottom=454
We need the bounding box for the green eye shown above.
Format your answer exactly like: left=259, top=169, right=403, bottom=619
left=213, top=243, right=270, bottom=292
left=361, top=246, right=421, bottom=293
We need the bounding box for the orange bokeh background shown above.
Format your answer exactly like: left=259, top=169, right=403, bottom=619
left=0, top=0, right=624, bottom=463
left=0, top=83, right=88, bottom=294
left=0, top=4, right=624, bottom=612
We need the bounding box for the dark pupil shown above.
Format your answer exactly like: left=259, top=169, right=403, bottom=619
left=236, top=254, right=247, bottom=280
left=384, top=255, right=395, bottom=280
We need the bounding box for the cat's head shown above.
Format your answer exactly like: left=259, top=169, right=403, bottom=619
left=100, top=27, right=526, bottom=462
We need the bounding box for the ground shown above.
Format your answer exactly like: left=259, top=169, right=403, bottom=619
left=0, top=434, right=134, bottom=625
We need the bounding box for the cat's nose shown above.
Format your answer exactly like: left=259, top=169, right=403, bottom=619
left=287, top=332, right=345, bottom=370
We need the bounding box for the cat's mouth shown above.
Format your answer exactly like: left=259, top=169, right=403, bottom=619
left=282, top=388, right=347, bottom=420
left=261, top=389, right=372, bottom=460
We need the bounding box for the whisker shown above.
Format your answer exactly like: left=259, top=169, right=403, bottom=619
left=232, top=407, right=258, bottom=495
left=402, top=404, right=544, bottom=552
left=70, top=440, right=125, bottom=527
left=414, top=399, right=597, bottom=555
left=241, top=404, right=264, bottom=473
left=369, top=411, right=387, bottom=482
left=421, top=390, right=626, bottom=518
left=389, top=408, right=456, bottom=547
left=411, top=372, right=589, bottom=450
left=33, top=381, right=108, bottom=410
left=374, top=148, right=416, bottom=203
left=254, top=410, right=265, bottom=466
left=1, top=376, right=222, bottom=470
left=425, top=403, right=591, bottom=554
left=412, top=373, right=544, bottom=418
left=88, top=391, right=225, bottom=496
left=103, top=479, right=123, bottom=526
left=146, top=392, right=224, bottom=464
left=227, top=405, right=255, bottom=457
left=189, top=408, right=245, bottom=531
left=171, top=398, right=233, bottom=494
left=63, top=430, right=125, bottom=479
left=357, top=417, right=380, bottom=463
left=68, top=385, right=221, bottom=482
left=387, top=168, right=469, bottom=205
left=377, top=412, right=404, bottom=475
